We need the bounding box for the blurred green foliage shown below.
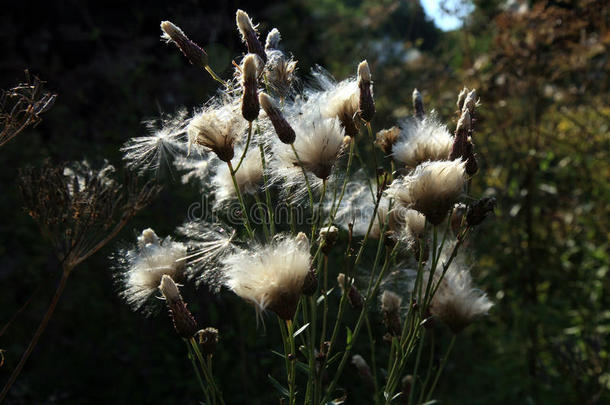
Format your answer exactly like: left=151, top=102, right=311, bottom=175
left=0, top=0, right=608, bottom=404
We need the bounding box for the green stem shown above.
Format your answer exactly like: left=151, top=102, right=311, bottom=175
left=186, top=340, right=212, bottom=405
left=258, top=140, right=276, bottom=236
left=291, top=144, right=315, bottom=218
left=424, top=335, right=456, bottom=403
left=204, top=65, right=228, bottom=86
left=227, top=160, right=255, bottom=238
left=233, top=122, right=253, bottom=173
left=364, top=314, right=380, bottom=403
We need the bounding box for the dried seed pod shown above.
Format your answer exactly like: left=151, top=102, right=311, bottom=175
left=241, top=54, right=260, bottom=122
left=159, top=275, right=198, bottom=339
left=197, top=327, right=219, bottom=356
left=412, top=88, right=424, bottom=120
left=236, top=10, right=266, bottom=62
left=375, top=126, right=401, bottom=155
left=337, top=273, right=363, bottom=309
left=302, top=267, right=318, bottom=296
left=160, top=21, right=208, bottom=68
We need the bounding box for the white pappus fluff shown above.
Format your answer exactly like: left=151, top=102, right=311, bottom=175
left=213, top=144, right=264, bottom=205
left=392, top=114, right=454, bottom=168
left=116, top=228, right=187, bottom=312
left=386, top=160, right=466, bottom=225
left=222, top=233, right=311, bottom=320
left=426, top=253, right=493, bottom=333
left=121, top=111, right=189, bottom=175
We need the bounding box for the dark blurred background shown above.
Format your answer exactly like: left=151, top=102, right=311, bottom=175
left=0, top=0, right=608, bottom=403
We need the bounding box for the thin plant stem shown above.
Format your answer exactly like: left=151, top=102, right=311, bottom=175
left=424, top=335, right=456, bottom=403
left=417, top=331, right=436, bottom=405
left=364, top=313, right=380, bottom=403
left=253, top=193, right=270, bottom=241
left=186, top=340, right=212, bottom=405
left=190, top=337, right=226, bottom=405
left=366, top=122, right=380, bottom=189
left=407, top=331, right=426, bottom=405
left=286, top=319, right=296, bottom=405
left=258, top=141, right=276, bottom=235
left=233, top=122, right=253, bottom=173
left=204, top=65, right=228, bottom=86
left=0, top=266, right=72, bottom=402
left=226, top=160, right=255, bottom=238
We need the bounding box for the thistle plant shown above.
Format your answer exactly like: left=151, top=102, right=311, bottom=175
left=113, top=10, right=496, bottom=404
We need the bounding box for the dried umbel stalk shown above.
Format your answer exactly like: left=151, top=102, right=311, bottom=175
left=161, top=21, right=208, bottom=68
left=19, top=160, right=160, bottom=270
left=159, top=275, right=198, bottom=339
left=0, top=71, right=56, bottom=147
left=259, top=92, right=295, bottom=144
left=241, top=54, right=260, bottom=122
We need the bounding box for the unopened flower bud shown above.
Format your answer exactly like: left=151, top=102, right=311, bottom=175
left=351, top=354, right=375, bottom=390
left=357, top=60, right=375, bottom=122
left=197, top=327, right=219, bottom=356
left=402, top=375, right=413, bottom=398
left=381, top=290, right=402, bottom=337
left=259, top=92, right=295, bottom=144
left=337, top=273, right=363, bottom=309
left=242, top=54, right=260, bottom=122
left=318, top=225, right=339, bottom=255
left=160, top=21, right=208, bottom=68
left=466, top=197, right=496, bottom=227
left=413, top=88, right=424, bottom=120
left=302, top=267, right=318, bottom=296
left=159, top=275, right=198, bottom=339
left=236, top=10, right=266, bottom=62
left=463, top=89, right=478, bottom=115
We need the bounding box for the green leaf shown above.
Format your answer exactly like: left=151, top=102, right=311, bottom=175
left=267, top=374, right=289, bottom=397
left=346, top=326, right=353, bottom=348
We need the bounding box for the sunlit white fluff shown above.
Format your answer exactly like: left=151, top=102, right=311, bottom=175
left=116, top=228, right=187, bottom=312
left=176, top=221, right=235, bottom=289
left=213, top=145, right=264, bottom=205
left=222, top=233, right=311, bottom=320
left=173, top=153, right=216, bottom=186
left=426, top=254, right=493, bottom=333
left=386, top=160, right=466, bottom=225
left=396, top=209, right=426, bottom=245
left=392, top=114, right=453, bottom=168
left=329, top=175, right=381, bottom=236
left=187, top=101, right=248, bottom=162
left=263, top=29, right=298, bottom=98
left=121, top=111, right=188, bottom=175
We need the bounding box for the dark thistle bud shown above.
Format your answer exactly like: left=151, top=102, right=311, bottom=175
left=241, top=54, right=260, bottom=122
left=318, top=225, right=339, bottom=255
left=337, top=273, right=363, bottom=309
left=352, top=355, right=375, bottom=390
left=464, top=138, right=479, bottom=175
left=466, top=197, right=496, bottom=227
left=450, top=109, right=477, bottom=175
left=236, top=10, right=266, bottom=63
left=463, top=89, right=478, bottom=115
left=402, top=375, right=413, bottom=398
left=159, top=275, right=198, bottom=339
left=412, top=88, right=424, bottom=120
left=302, top=267, right=318, bottom=296
left=375, top=126, right=400, bottom=155
left=197, top=327, right=219, bottom=356
left=259, top=92, right=296, bottom=144
left=161, top=21, right=208, bottom=68
left=381, top=290, right=402, bottom=337
left=357, top=61, right=375, bottom=122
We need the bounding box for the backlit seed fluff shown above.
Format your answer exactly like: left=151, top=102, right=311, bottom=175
left=213, top=147, right=263, bottom=204
left=463, top=89, right=478, bottom=114
left=241, top=54, right=260, bottom=122
left=277, top=115, right=346, bottom=179
left=375, top=126, right=401, bottom=155
left=223, top=233, right=311, bottom=320
left=321, top=78, right=360, bottom=137
left=236, top=10, right=266, bottom=62
left=456, top=87, right=469, bottom=111
left=428, top=259, right=493, bottom=333
left=187, top=103, right=247, bottom=162
left=386, top=160, right=466, bottom=225
left=265, top=28, right=281, bottom=51
left=260, top=92, right=295, bottom=144
left=381, top=290, right=403, bottom=337
left=117, top=228, right=187, bottom=311
left=392, top=115, right=454, bottom=168
left=357, top=60, right=375, bottom=122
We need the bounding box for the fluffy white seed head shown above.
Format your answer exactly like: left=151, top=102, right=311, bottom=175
left=274, top=115, right=346, bottom=180
left=386, top=160, right=466, bottom=225
left=392, top=115, right=454, bottom=168
left=322, top=80, right=359, bottom=136
left=187, top=102, right=247, bottom=162
left=117, top=228, right=187, bottom=312
left=223, top=233, right=311, bottom=320
left=427, top=256, right=493, bottom=333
